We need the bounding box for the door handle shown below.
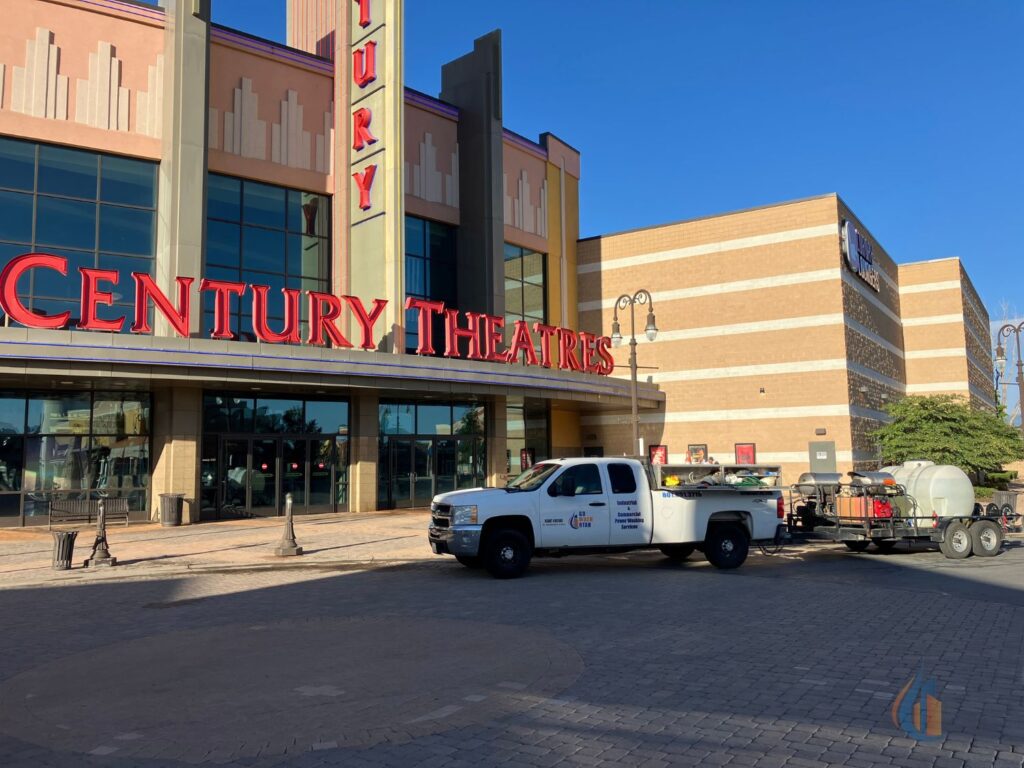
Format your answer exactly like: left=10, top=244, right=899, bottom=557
left=589, top=502, right=606, bottom=507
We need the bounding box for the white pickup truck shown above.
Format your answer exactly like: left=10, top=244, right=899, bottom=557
left=427, top=457, right=785, bottom=578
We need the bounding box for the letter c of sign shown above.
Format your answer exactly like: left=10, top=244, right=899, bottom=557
left=0, top=253, right=71, bottom=329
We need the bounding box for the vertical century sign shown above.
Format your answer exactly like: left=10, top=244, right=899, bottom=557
left=345, top=0, right=404, bottom=350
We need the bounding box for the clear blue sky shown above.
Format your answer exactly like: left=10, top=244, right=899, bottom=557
left=212, top=0, right=1023, bottom=323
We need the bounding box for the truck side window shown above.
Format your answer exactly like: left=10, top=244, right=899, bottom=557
left=553, top=464, right=603, bottom=496
left=608, top=463, right=637, bottom=494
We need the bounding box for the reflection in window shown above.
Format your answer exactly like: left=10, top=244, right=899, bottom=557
left=204, top=174, right=330, bottom=342
left=0, top=137, right=157, bottom=330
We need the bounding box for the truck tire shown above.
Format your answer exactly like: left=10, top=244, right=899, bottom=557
left=970, top=520, right=1003, bottom=558
left=703, top=524, right=749, bottom=569
left=939, top=521, right=972, bottom=559
left=874, top=540, right=898, bottom=553
left=843, top=541, right=870, bottom=552
left=456, top=555, right=483, bottom=569
left=659, top=544, right=696, bottom=562
left=483, top=529, right=532, bottom=579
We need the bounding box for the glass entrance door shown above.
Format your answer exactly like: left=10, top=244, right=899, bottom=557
left=413, top=439, right=434, bottom=507
left=383, top=437, right=484, bottom=509
left=215, top=437, right=346, bottom=519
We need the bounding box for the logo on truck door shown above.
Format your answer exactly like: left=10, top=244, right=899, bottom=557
left=568, top=513, right=593, bottom=530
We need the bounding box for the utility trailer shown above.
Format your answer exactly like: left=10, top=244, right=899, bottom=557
left=787, top=468, right=1006, bottom=559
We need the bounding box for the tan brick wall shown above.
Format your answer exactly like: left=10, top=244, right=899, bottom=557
left=575, top=200, right=992, bottom=478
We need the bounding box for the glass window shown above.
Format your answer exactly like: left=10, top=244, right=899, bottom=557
left=254, top=399, right=304, bottom=433
left=404, top=215, right=457, bottom=354
left=207, top=220, right=241, bottom=267
left=305, top=400, right=349, bottom=435
left=0, top=190, right=34, bottom=244
left=379, top=403, right=414, bottom=435
left=207, top=174, right=241, bottom=222
left=36, top=197, right=96, bottom=250
left=202, top=395, right=254, bottom=433
left=504, top=244, right=546, bottom=334
left=205, top=174, right=329, bottom=343
left=608, top=463, right=638, bottom=494
left=0, top=494, right=20, bottom=518
left=38, top=145, right=97, bottom=199
left=0, top=436, right=24, bottom=492
left=243, top=226, right=285, bottom=272
left=0, top=137, right=36, bottom=191
left=0, top=397, right=26, bottom=434
left=453, top=404, right=485, bottom=436
left=100, top=204, right=154, bottom=255
left=417, top=405, right=452, bottom=436
left=24, top=435, right=94, bottom=492
left=92, top=394, right=150, bottom=435
left=243, top=181, right=286, bottom=229
left=5, top=142, right=156, bottom=332
left=100, top=155, right=156, bottom=208
left=91, top=435, right=149, bottom=495
left=554, top=464, right=603, bottom=496
left=27, top=394, right=92, bottom=435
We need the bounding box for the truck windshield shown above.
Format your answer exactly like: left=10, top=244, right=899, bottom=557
left=506, top=463, right=560, bottom=491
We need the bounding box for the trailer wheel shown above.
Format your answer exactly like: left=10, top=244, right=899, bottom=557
left=456, top=555, right=483, bottom=569
left=704, top=524, right=749, bottom=569
left=483, top=529, right=532, bottom=579
left=940, top=521, right=972, bottom=559
left=659, top=544, right=696, bottom=562
left=970, top=520, right=1003, bottom=558
left=843, top=541, right=870, bottom=552
left=874, top=540, right=898, bottom=553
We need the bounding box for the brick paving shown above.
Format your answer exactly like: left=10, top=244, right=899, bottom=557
left=0, top=517, right=1023, bottom=767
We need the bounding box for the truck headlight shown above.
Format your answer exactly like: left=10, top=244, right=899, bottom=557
left=452, top=505, right=478, bottom=525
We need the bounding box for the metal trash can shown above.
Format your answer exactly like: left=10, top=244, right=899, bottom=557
left=51, top=530, right=78, bottom=571
left=159, top=493, right=185, bottom=527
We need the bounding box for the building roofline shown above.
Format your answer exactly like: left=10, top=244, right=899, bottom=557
left=210, top=23, right=334, bottom=71
left=578, top=193, right=838, bottom=242
left=404, top=87, right=460, bottom=118
left=540, top=132, right=581, bottom=156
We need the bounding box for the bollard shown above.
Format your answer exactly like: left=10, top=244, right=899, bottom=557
left=85, top=499, right=117, bottom=567
left=274, top=492, right=303, bottom=556
left=51, top=530, right=78, bottom=571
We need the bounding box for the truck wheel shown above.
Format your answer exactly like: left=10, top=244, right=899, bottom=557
left=483, top=529, right=532, bottom=579
left=970, top=520, right=1003, bottom=558
left=704, top=524, right=749, bottom=569
left=659, top=544, right=696, bottom=562
left=939, top=521, right=972, bottom=559
left=843, top=541, right=870, bottom=552
left=456, top=555, right=483, bottom=569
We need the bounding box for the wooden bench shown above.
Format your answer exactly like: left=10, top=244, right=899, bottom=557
left=48, top=498, right=131, bottom=530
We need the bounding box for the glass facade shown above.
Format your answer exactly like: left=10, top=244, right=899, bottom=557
left=0, top=391, right=150, bottom=525
left=200, top=394, right=349, bottom=519
left=503, top=244, right=546, bottom=337
left=205, top=174, right=330, bottom=341
left=506, top=398, right=549, bottom=477
left=405, top=216, right=457, bottom=353
left=378, top=401, right=486, bottom=508
left=0, top=138, right=158, bottom=329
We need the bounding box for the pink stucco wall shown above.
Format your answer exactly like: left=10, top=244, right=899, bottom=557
left=0, top=0, right=163, bottom=158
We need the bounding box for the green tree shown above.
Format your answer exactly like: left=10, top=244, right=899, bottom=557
left=872, top=395, right=1024, bottom=475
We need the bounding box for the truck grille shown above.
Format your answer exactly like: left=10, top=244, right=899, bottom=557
left=431, top=502, right=452, bottom=529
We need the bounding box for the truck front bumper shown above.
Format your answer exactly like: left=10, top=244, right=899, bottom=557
left=428, top=524, right=483, bottom=557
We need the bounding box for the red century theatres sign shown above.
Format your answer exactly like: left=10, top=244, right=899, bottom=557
left=0, top=253, right=616, bottom=375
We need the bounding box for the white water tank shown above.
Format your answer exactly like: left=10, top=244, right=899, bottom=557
left=880, top=460, right=974, bottom=519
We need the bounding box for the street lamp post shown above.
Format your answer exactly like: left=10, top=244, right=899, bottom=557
left=996, top=321, right=1024, bottom=438
left=611, top=289, right=658, bottom=457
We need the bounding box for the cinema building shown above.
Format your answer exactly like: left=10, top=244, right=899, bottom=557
left=0, top=0, right=658, bottom=526
left=0, top=0, right=992, bottom=527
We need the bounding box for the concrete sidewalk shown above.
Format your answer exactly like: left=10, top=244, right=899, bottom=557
left=0, top=510, right=434, bottom=587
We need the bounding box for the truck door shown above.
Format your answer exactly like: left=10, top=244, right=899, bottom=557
left=606, top=462, right=654, bottom=546
left=540, top=463, right=611, bottom=548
